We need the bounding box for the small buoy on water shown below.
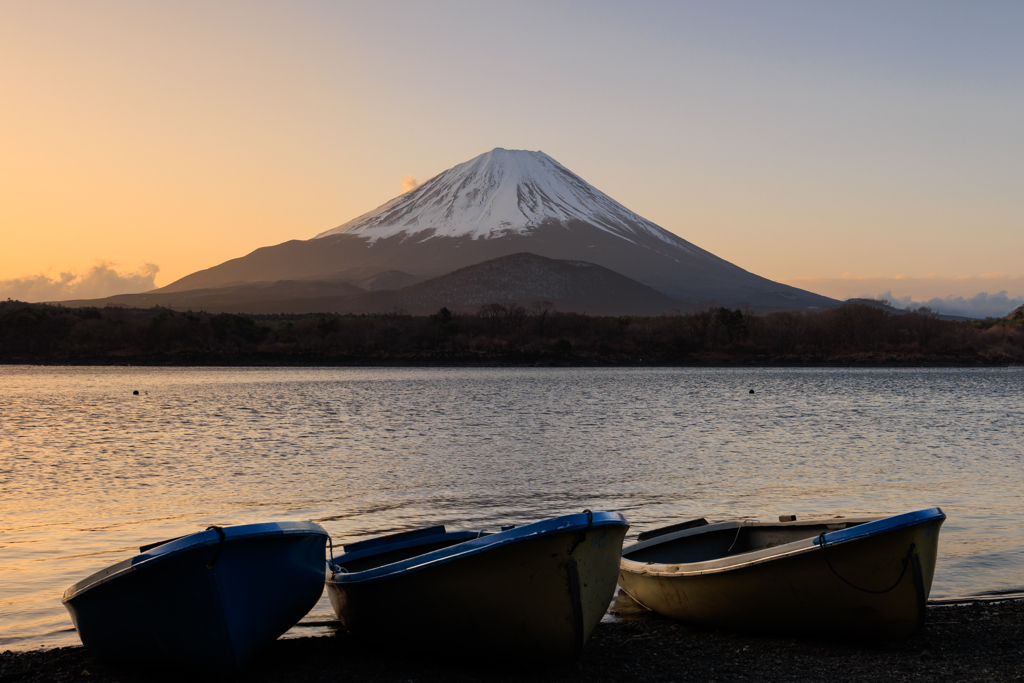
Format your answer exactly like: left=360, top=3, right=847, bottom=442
left=749, top=389, right=755, bottom=394
left=133, top=390, right=139, bottom=395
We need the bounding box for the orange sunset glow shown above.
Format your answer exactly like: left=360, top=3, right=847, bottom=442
left=2, top=2, right=1022, bottom=316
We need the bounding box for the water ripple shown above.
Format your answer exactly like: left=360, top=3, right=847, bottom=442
left=1, top=366, right=1022, bottom=649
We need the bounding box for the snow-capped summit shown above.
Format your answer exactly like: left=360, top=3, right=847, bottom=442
left=316, top=148, right=688, bottom=251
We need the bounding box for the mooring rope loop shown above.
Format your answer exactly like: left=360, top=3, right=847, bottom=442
left=818, top=533, right=915, bottom=594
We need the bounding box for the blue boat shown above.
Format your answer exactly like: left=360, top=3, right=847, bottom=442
left=63, top=521, right=328, bottom=671
left=326, top=511, right=629, bottom=662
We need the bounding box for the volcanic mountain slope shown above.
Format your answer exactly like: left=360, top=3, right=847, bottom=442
left=159, top=148, right=836, bottom=310
left=60, top=254, right=685, bottom=316
left=340, top=253, right=684, bottom=316
left=56, top=279, right=364, bottom=313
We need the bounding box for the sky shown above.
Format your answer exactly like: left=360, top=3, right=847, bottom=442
left=2, top=1, right=1022, bottom=316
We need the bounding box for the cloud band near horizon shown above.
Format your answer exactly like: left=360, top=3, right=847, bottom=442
left=3, top=262, right=1020, bottom=319
left=779, top=274, right=1024, bottom=318
left=0, top=262, right=159, bottom=303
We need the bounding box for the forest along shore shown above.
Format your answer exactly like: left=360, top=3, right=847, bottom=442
left=3, top=601, right=1021, bottom=683
left=1, top=300, right=1023, bottom=366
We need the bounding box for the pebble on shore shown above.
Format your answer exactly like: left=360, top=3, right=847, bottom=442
left=3, top=600, right=1022, bottom=683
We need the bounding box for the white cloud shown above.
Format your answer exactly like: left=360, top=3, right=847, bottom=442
left=779, top=273, right=1024, bottom=317
left=877, top=290, right=1024, bottom=319
left=0, top=261, right=159, bottom=303
left=780, top=273, right=1024, bottom=302
left=400, top=175, right=420, bottom=192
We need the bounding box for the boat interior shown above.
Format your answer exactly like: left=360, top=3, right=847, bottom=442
left=623, top=518, right=868, bottom=565
left=335, top=527, right=492, bottom=574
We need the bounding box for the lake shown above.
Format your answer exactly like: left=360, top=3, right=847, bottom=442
left=1, top=366, right=1022, bottom=651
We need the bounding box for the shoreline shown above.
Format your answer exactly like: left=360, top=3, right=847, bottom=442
left=3, top=357, right=1021, bottom=368
left=4, top=600, right=1022, bottom=682
left=5, top=300, right=1021, bottom=369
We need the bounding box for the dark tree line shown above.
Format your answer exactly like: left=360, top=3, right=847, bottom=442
left=1, top=299, right=1021, bottom=365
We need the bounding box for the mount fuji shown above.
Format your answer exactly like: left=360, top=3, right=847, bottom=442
left=142, top=148, right=837, bottom=311
left=317, top=148, right=691, bottom=246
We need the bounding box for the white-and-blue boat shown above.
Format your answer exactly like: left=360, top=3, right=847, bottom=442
left=618, top=508, right=946, bottom=639
left=63, top=521, right=328, bottom=671
left=326, top=511, right=629, bottom=662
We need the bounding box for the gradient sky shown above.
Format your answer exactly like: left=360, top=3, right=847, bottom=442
left=2, top=1, right=1022, bottom=310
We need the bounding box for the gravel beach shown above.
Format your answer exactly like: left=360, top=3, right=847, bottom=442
left=3, top=600, right=1021, bottom=683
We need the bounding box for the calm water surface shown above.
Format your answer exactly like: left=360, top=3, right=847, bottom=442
left=2, top=366, right=1022, bottom=650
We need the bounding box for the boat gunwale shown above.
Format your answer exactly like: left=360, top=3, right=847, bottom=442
left=328, top=511, right=628, bottom=585
left=62, top=521, right=329, bottom=603
left=620, top=508, right=944, bottom=578
left=335, top=529, right=482, bottom=564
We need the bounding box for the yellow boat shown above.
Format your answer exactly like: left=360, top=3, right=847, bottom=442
left=326, top=511, right=628, bottom=662
left=618, top=508, right=945, bottom=639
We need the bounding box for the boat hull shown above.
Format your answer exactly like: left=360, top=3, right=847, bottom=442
left=63, top=522, right=328, bottom=671
left=619, top=509, right=944, bottom=640
left=328, top=513, right=628, bottom=662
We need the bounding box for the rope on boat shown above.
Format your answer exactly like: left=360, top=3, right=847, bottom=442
left=205, top=526, right=227, bottom=569
left=818, top=533, right=915, bottom=594
left=327, top=534, right=339, bottom=572
left=726, top=520, right=758, bottom=554
left=567, top=509, right=594, bottom=556
left=726, top=524, right=744, bottom=554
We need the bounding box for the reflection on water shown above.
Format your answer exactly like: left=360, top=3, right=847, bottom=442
left=1, top=366, right=1022, bottom=650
